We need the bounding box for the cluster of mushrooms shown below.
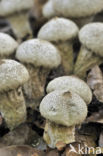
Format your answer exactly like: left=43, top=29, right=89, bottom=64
left=0, top=0, right=103, bottom=154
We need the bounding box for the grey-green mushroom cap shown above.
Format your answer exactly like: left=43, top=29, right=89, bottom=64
left=16, top=39, right=61, bottom=68
left=0, top=59, right=29, bottom=92
left=46, top=76, right=92, bottom=105
left=40, top=90, right=87, bottom=127
left=79, top=22, right=103, bottom=57
left=38, top=17, right=79, bottom=42
left=0, top=33, right=18, bottom=56
left=52, top=0, right=103, bottom=18
left=0, top=0, right=34, bottom=16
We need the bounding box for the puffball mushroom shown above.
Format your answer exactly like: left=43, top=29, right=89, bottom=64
left=51, top=0, right=103, bottom=27
left=0, top=32, right=18, bottom=59
left=0, top=59, right=29, bottom=130
left=0, top=0, right=34, bottom=40
left=42, top=0, right=58, bottom=19
left=46, top=76, right=92, bottom=105
left=74, top=22, right=103, bottom=79
left=38, top=17, right=79, bottom=74
left=16, top=39, right=61, bottom=109
left=40, top=90, right=87, bottom=148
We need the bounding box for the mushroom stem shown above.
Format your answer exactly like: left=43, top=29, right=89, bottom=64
left=44, top=120, right=75, bottom=149
left=0, top=87, right=26, bottom=130
left=55, top=41, right=74, bottom=74
left=23, top=64, right=50, bottom=109
left=73, top=16, right=94, bottom=28
left=7, top=11, right=32, bottom=41
left=74, top=46, right=103, bottom=79
left=0, top=53, right=16, bottom=60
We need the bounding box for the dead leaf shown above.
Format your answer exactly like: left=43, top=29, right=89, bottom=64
left=0, top=124, right=39, bottom=147
left=87, top=65, right=103, bottom=102
left=0, top=145, right=45, bottom=156
left=86, top=109, right=103, bottom=123
left=75, top=124, right=99, bottom=155
left=56, top=141, right=66, bottom=151
left=46, top=150, right=59, bottom=156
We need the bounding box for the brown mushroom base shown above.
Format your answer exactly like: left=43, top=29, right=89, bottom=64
left=44, top=121, right=75, bottom=149
left=23, top=64, right=50, bottom=110
left=73, top=16, right=94, bottom=28
left=7, top=11, right=32, bottom=42
left=55, top=41, right=74, bottom=75
left=74, top=46, right=103, bottom=79
left=0, top=87, right=26, bottom=130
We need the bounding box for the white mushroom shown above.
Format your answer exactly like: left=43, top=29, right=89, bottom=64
left=0, top=59, right=29, bottom=130
left=0, top=0, right=34, bottom=40
left=40, top=90, right=87, bottom=148
left=74, top=22, right=103, bottom=79
left=52, top=0, right=103, bottom=27
left=47, top=76, right=92, bottom=105
left=0, top=32, right=18, bottom=59
left=42, top=0, right=58, bottom=19
left=38, top=17, right=79, bottom=74
left=16, top=39, right=61, bottom=109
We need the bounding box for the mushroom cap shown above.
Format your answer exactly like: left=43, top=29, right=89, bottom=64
left=79, top=22, right=103, bottom=57
left=42, top=0, right=57, bottom=19
left=38, top=17, right=79, bottom=42
left=0, top=59, right=29, bottom=92
left=52, top=0, right=103, bottom=18
left=16, top=39, right=61, bottom=68
left=47, top=76, right=92, bottom=105
left=40, top=90, right=87, bottom=127
left=0, top=33, right=18, bottom=57
left=0, top=0, right=34, bottom=16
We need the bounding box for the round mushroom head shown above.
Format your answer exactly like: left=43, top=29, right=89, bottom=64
left=52, top=0, right=103, bottom=18
left=42, top=0, right=57, bottom=19
left=0, top=33, right=18, bottom=57
left=40, top=90, right=87, bottom=127
left=47, top=76, right=92, bottom=105
left=79, top=22, right=103, bottom=57
left=0, top=0, right=34, bottom=16
left=16, top=39, right=61, bottom=68
left=0, top=59, right=29, bottom=92
left=38, top=17, right=79, bottom=42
